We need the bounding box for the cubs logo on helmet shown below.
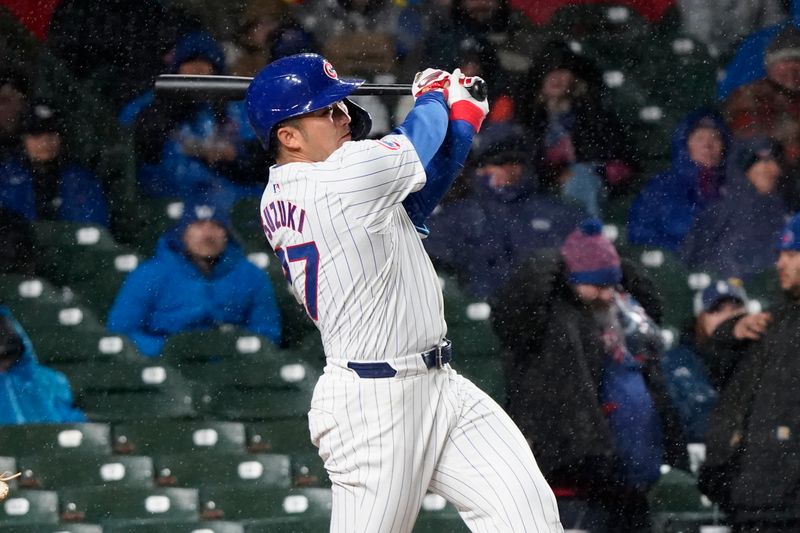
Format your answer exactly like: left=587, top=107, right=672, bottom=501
left=323, top=61, right=338, bottom=80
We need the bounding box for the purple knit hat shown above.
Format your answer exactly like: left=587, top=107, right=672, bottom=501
left=561, top=218, right=622, bottom=286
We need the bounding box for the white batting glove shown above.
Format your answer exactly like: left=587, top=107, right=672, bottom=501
left=446, top=68, right=489, bottom=132
left=411, top=68, right=451, bottom=100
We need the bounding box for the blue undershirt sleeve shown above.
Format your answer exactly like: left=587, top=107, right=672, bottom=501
left=393, top=92, right=449, bottom=167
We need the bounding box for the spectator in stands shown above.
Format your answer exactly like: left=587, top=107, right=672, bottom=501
left=681, top=138, right=790, bottom=278
left=0, top=207, right=35, bottom=275
left=490, top=219, right=686, bottom=533
left=423, top=0, right=544, bottom=84
left=0, top=100, right=110, bottom=226
left=660, top=279, right=748, bottom=444
left=124, top=32, right=264, bottom=200
left=517, top=41, right=636, bottom=206
left=0, top=68, right=28, bottom=160
left=723, top=25, right=800, bottom=165
left=628, top=108, right=731, bottom=251
left=224, top=0, right=318, bottom=77
left=0, top=307, right=86, bottom=425
left=424, top=136, right=585, bottom=299
left=677, top=0, right=787, bottom=58
left=698, top=213, right=800, bottom=531
left=107, top=188, right=282, bottom=357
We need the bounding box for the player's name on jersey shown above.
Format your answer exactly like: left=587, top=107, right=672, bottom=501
left=262, top=199, right=307, bottom=239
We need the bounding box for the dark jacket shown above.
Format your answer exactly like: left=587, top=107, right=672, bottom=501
left=107, top=229, right=282, bottom=356
left=490, top=250, right=686, bottom=490
left=0, top=155, right=109, bottom=226
left=628, top=109, right=732, bottom=251
left=702, top=299, right=800, bottom=521
left=0, top=307, right=86, bottom=425
left=424, top=175, right=585, bottom=299
left=680, top=139, right=789, bottom=279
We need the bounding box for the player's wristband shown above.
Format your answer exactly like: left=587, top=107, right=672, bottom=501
left=449, top=101, right=485, bottom=132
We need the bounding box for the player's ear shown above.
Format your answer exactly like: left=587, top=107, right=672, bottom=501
left=275, top=124, right=304, bottom=151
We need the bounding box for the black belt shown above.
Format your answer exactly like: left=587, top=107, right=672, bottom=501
left=346, top=339, right=453, bottom=379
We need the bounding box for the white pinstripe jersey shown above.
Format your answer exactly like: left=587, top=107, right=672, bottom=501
left=259, top=133, right=446, bottom=361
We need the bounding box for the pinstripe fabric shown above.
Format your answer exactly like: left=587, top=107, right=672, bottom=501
left=261, top=133, right=562, bottom=532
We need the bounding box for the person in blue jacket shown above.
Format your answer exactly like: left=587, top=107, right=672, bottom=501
left=0, top=100, right=109, bottom=226
left=107, top=189, right=282, bottom=356
left=627, top=109, right=731, bottom=251
left=123, top=31, right=264, bottom=200
left=680, top=138, right=790, bottom=279
left=0, top=307, right=86, bottom=425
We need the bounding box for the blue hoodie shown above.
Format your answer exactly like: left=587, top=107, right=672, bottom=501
left=680, top=138, right=789, bottom=279
left=0, top=307, right=86, bottom=425
left=628, top=109, right=732, bottom=251
left=107, top=227, right=282, bottom=357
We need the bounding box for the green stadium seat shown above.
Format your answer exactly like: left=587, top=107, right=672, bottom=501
left=245, top=418, right=314, bottom=454
left=113, top=420, right=246, bottom=455
left=290, top=451, right=329, bottom=488
left=0, top=490, right=59, bottom=525
left=69, top=361, right=196, bottom=422
left=59, top=487, right=199, bottom=524
left=199, top=487, right=331, bottom=522
left=31, top=330, right=141, bottom=366
left=69, top=258, right=139, bottom=322
left=231, top=197, right=265, bottom=251
left=244, top=519, right=331, bottom=533
left=0, top=275, right=65, bottom=306
left=104, top=521, right=244, bottom=533
left=201, top=385, right=314, bottom=421
left=413, top=493, right=470, bottom=532
left=648, top=466, right=724, bottom=532
left=0, top=424, right=111, bottom=457
left=11, top=301, right=105, bottom=342
left=162, top=328, right=282, bottom=365
left=154, top=453, right=291, bottom=489
left=3, top=525, right=102, bottom=533
left=453, top=355, right=507, bottom=407
left=132, top=198, right=184, bottom=256
left=18, top=455, right=154, bottom=490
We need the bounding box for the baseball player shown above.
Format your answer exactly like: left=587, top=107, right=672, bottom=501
left=246, top=53, right=563, bottom=532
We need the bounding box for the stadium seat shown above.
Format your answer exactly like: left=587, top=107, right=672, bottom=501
left=244, top=519, right=331, bottom=533
left=290, top=451, right=329, bottom=488
left=18, top=455, right=154, bottom=490
left=0, top=424, right=111, bottom=457
left=453, top=355, right=507, bottom=407
left=0, top=490, right=59, bottom=525
left=30, top=329, right=140, bottom=366
left=199, top=487, right=331, bottom=522
left=113, top=420, right=247, bottom=455
left=3, top=525, right=102, bottom=533
left=413, top=493, right=470, bottom=532
left=161, top=328, right=282, bottom=365
left=10, top=301, right=105, bottom=342
left=231, top=197, right=264, bottom=251
left=0, top=275, right=65, bottom=307
left=132, top=198, right=184, bottom=256
left=154, top=453, right=291, bottom=488
left=245, top=418, right=314, bottom=454
left=104, top=521, right=244, bottom=533
left=59, top=487, right=199, bottom=524
left=648, top=466, right=724, bottom=532
left=70, top=361, right=197, bottom=422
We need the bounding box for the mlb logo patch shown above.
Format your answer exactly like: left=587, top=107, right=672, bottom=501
left=273, top=183, right=281, bottom=193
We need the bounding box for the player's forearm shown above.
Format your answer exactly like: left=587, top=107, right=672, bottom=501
left=393, top=92, right=449, bottom=167
left=403, top=119, right=475, bottom=231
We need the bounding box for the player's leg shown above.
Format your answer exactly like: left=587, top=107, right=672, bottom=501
left=309, top=364, right=453, bottom=533
left=429, top=371, right=564, bottom=532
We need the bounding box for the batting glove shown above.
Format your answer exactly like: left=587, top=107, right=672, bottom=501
left=447, top=68, right=489, bottom=132
left=411, top=68, right=451, bottom=100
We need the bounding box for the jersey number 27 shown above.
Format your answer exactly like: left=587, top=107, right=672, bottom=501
left=275, top=242, right=319, bottom=321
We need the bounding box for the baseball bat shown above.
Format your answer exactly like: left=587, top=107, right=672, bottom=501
left=154, top=74, right=488, bottom=101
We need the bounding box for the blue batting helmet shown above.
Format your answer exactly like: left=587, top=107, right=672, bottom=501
left=246, top=53, right=372, bottom=150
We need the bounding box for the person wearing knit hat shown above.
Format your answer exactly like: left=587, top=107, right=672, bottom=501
left=491, top=217, right=687, bottom=533
left=560, top=217, right=622, bottom=288
left=107, top=186, right=282, bottom=357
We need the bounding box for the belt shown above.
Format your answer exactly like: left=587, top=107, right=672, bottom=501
left=346, top=339, right=453, bottom=379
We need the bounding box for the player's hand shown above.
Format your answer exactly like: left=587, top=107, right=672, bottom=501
left=732, top=312, right=771, bottom=340
left=447, top=68, right=490, bottom=132
left=411, top=68, right=451, bottom=100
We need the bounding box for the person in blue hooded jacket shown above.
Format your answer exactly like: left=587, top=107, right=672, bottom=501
left=0, top=100, right=109, bottom=226
left=122, top=32, right=264, bottom=200
left=107, top=190, right=282, bottom=356
left=0, top=307, right=86, bottom=425
left=627, top=109, right=732, bottom=251
left=681, top=138, right=790, bottom=279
